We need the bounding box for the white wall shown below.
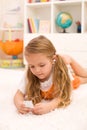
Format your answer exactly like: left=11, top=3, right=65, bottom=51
left=0, top=0, right=24, bottom=40
left=24, top=34, right=87, bottom=68
left=0, top=0, right=24, bottom=28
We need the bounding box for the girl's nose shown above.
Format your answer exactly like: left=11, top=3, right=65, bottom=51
left=35, top=67, right=40, bottom=73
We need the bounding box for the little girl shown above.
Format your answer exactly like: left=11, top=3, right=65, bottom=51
left=14, top=35, right=87, bottom=115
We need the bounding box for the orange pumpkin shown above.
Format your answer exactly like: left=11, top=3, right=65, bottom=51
left=2, top=40, right=23, bottom=55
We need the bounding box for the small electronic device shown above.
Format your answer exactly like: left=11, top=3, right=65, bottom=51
left=23, top=101, right=34, bottom=108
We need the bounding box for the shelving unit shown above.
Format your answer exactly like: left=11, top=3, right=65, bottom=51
left=24, top=0, right=87, bottom=34
left=24, top=0, right=87, bottom=67
left=83, top=0, right=87, bottom=33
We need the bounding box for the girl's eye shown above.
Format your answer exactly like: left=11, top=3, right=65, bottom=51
left=40, top=64, right=45, bottom=67
left=30, top=66, right=35, bottom=69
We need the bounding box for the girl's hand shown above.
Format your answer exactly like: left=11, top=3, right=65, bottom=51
left=32, top=102, right=51, bottom=115
left=16, top=101, right=32, bottom=114
left=14, top=90, right=32, bottom=114
left=32, top=100, right=57, bottom=115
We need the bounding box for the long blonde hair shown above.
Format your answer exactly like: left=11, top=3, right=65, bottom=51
left=25, top=35, right=71, bottom=107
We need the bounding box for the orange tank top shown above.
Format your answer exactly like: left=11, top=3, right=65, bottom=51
left=41, top=75, right=81, bottom=100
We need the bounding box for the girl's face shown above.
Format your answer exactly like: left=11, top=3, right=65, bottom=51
left=25, top=53, right=53, bottom=81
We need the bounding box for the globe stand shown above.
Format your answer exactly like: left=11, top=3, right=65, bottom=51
left=60, top=28, right=67, bottom=33
left=63, top=29, right=66, bottom=33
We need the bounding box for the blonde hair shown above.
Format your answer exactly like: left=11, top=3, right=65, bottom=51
left=25, top=35, right=71, bottom=107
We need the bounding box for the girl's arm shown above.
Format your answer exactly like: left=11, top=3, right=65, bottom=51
left=32, top=98, right=59, bottom=115
left=70, top=58, right=87, bottom=78
left=14, top=90, right=30, bottom=114
left=14, top=90, right=25, bottom=108
left=61, top=55, right=87, bottom=78
left=79, top=77, right=87, bottom=84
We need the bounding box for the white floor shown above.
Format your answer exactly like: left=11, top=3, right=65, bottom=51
left=0, top=68, right=87, bottom=130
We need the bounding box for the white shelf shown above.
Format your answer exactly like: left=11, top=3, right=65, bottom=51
left=0, top=28, right=24, bottom=31
left=26, top=2, right=51, bottom=6
left=53, top=0, right=82, bottom=4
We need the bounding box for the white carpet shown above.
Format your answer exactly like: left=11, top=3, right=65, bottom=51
left=0, top=68, right=87, bottom=130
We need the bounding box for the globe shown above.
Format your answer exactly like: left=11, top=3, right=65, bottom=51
left=55, top=12, right=73, bottom=33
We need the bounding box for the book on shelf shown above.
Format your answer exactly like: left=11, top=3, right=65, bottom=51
left=27, top=0, right=34, bottom=3
left=27, top=18, right=50, bottom=33
left=35, top=0, right=40, bottom=2
left=28, top=0, right=49, bottom=3
left=27, top=18, right=32, bottom=33
left=40, top=0, right=49, bottom=2
left=28, top=0, right=31, bottom=3
left=27, top=18, right=39, bottom=33
left=39, top=20, right=50, bottom=33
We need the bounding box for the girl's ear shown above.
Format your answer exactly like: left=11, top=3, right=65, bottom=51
left=52, top=54, right=56, bottom=64
left=52, top=54, right=56, bottom=61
